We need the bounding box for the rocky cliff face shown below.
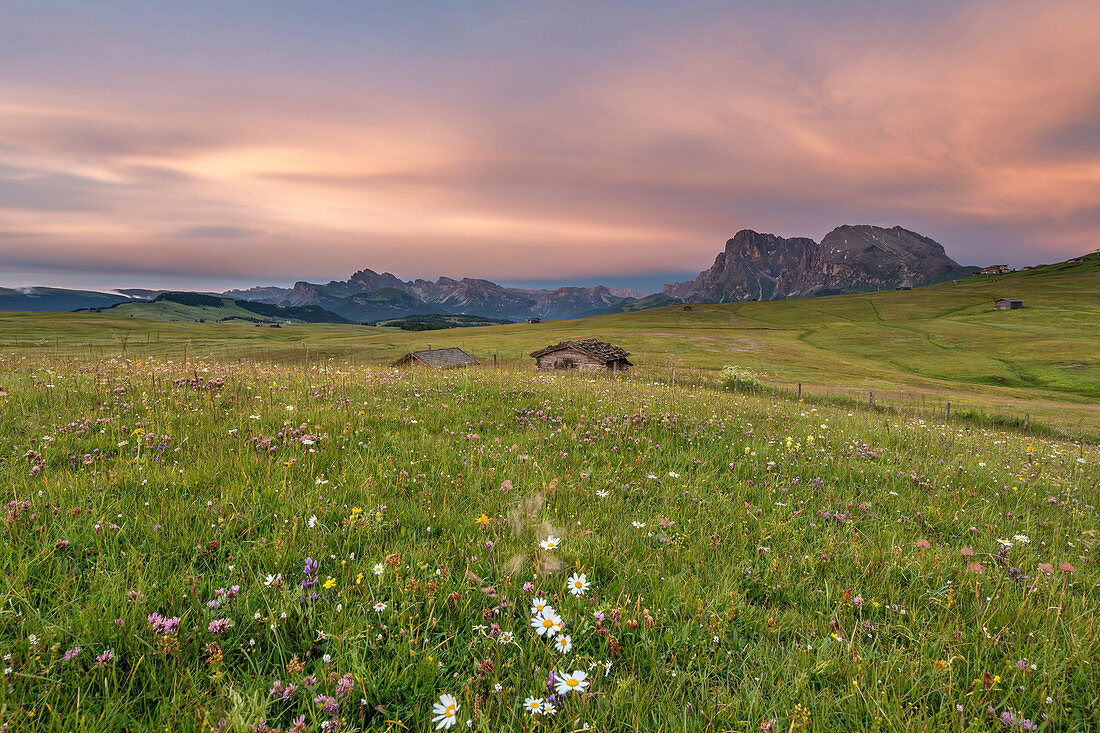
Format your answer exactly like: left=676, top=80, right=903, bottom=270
left=664, top=225, right=974, bottom=302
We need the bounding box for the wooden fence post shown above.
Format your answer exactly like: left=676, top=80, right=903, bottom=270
left=946, top=402, right=951, bottom=422
left=869, top=391, right=874, bottom=407
left=798, top=383, right=802, bottom=399
left=1024, top=414, right=1030, bottom=432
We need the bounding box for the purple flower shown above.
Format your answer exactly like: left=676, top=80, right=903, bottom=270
left=314, top=695, right=338, bottom=717
left=63, top=646, right=82, bottom=661
left=95, top=649, right=115, bottom=667
left=270, top=680, right=298, bottom=702
left=147, top=613, right=180, bottom=635
left=208, top=618, right=231, bottom=635
left=522, top=582, right=535, bottom=592
left=335, top=673, right=354, bottom=698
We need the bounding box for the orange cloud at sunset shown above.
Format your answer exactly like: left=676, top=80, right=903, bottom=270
left=0, top=0, right=1097, bottom=289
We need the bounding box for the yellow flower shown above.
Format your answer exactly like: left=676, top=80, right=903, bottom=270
left=356, top=573, right=364, bottom=585
left=351, top=507, right=362, bottom=515
left=475, top=514, right=493, bottom=525
left=323, top=578, right=336, bottom=589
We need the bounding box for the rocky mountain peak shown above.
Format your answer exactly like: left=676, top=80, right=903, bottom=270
left=665, top=225, right=973, bottom=302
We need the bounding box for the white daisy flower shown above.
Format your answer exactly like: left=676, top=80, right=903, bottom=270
left=432, top=693, right=460, bottom=730
left=554, top=634, right=573, bottom=654
left=632, top=521, right=646, bottom=529
left=567, top=572, right=590, bottom=596
left=539, top=535, right=561, bottom=551
left=555, top=669, right=589, bottom=695
left=373, top=563, right=384, bottom=576
left=530, top=597, right=552, bottom=616
left=1014, top=534, right=1031, bottom=543
left=532, top=610, right=562, bottom=638
left=596, top=490, right=609, bottom=498
left=373, top=602, right=387, bottom=612
left=523, top=696, right=544, bottom=715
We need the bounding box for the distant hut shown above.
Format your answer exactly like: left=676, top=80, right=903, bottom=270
left=682, top=305, right=693, bottom=311
left=980, top=264, right=1011, bottom=275
left=527, top=317, right=542, bottom=324
left=994, top=298, right=1023, bottom=310
left=531, top=339, right=632, bottom=373
left=393, top=346, right=479, bottom=369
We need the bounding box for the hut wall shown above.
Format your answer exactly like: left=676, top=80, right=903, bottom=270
left=535, top=348, right=606, bottom=372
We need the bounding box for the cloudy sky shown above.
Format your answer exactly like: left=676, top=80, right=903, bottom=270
left=1, top=0, right=1098, bottom=290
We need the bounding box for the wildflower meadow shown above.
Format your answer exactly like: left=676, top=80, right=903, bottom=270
left=1, top=354, right=1097, bottom=731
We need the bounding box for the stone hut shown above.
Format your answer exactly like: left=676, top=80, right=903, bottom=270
left=393, top=346, right=479, bottom=369
left=994, top=298, right=1023, bottom=310
left=530, top=339, right=632, bottom=373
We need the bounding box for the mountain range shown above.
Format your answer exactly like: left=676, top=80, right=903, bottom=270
left=224, top=273, right=680, bottom=322
left=2, top=225, right=977, bottom=320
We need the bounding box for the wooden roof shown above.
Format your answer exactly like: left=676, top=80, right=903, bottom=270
left=393, top=347, right=479, bottom=369
left=995, top=297, right=1022, bottom=303
left=530, top=338, right=631, bottom=362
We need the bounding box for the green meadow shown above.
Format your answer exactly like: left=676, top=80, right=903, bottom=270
left=0, top=261, right=1098, bottom=731
left=0, top=356, right=1097, bottom=732
left=3, top=256, right=1097, bottom=437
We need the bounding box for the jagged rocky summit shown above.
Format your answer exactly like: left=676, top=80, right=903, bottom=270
left=664, top=225, right=975, bottom=302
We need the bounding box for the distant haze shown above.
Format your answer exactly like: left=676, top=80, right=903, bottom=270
left=1, top=0, right=1098, bottom=290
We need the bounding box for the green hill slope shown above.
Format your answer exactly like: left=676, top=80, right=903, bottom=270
left=88, top=292, right=351, bottom=324
left=1, top=256, right=1097, bottom=435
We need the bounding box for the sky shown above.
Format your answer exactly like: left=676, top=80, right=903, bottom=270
left=1, top=0, right=1098, bottom=292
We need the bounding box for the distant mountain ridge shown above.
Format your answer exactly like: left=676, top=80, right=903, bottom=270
left=665, top=225, right=977, bottom=302
left=226, top=271, right=668, bottom=322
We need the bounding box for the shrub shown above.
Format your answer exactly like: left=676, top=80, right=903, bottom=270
left=721, top=364, right=765, bottom=392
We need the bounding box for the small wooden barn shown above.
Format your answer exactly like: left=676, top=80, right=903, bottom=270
left=527, top=317, right=542, bottom=324
left=995, top=298, right=1023, bottom=310
left=530, top=339, right=632, bottom=373
left=392, top=346, right=479, bottom=369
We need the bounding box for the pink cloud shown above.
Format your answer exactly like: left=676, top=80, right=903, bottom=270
left=0, top=0, right=1097, bottom=286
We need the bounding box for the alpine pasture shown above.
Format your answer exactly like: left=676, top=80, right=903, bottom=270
left=1, top=342, right=1097, bottom=731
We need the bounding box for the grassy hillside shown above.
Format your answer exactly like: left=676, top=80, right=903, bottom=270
left=92, top=292, right=351, bottom=324
left=0, top=257, right=1096, bottom=435
left=0, top=358, right=1096, bottom=731
left=372, top=314, right=515, bottom=330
